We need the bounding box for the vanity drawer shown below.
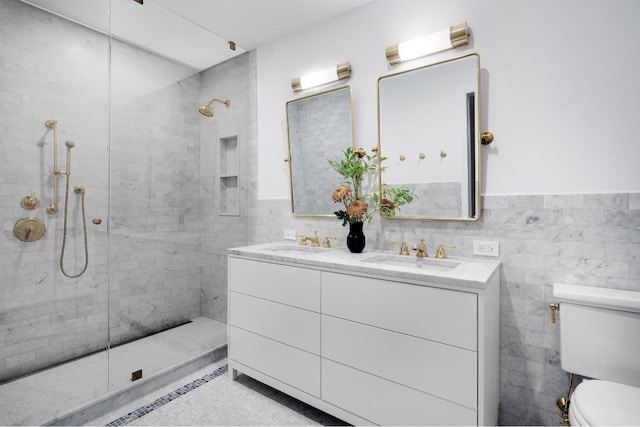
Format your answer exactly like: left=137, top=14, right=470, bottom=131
left=230, top=292, right=320, bottom=354
left=322, top=358, right=477, bottom=426
left=229, top=257, right=320, bottom=311
left=322, top=315, right=477, bottom=409
left=322, top=271, right=477, bottom=350
left=229, top=326, right=320, bottom=397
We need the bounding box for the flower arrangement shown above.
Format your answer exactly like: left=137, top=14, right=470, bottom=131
left=329, top=147, right=414, bottom=226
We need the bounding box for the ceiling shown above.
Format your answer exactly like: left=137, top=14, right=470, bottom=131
left=21, top=0, right=371, bottom=71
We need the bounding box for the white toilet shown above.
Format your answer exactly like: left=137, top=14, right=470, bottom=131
left=553, top=283, right=640, bottom=426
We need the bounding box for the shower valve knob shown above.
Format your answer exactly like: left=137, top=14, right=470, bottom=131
left=20, top=192, right=40, bottom=210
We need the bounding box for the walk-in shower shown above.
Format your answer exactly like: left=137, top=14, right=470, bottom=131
left=0, top=0, right=230, bottom=424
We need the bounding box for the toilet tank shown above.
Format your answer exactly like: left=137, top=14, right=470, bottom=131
left=553, top=283, right=640, bottom=388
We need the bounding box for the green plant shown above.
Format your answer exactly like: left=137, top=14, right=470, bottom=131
left=329, top=147, right=415, bottom=225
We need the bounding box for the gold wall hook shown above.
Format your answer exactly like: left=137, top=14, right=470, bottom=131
left=399, top=154, right=406, bottom=161
left=419, top=152, right=425, bottom=159
left=481, top=131, right=494, bottom=145
left=440, top=150, right=447, bottom=158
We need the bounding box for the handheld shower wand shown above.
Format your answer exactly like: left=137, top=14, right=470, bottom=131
left=59, top=140, right=89, bottom=278
left=64, top=140, right=74, bottom=176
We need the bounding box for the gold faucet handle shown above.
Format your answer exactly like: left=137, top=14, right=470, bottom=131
left=435, top=244, right=456, bottom=259
left=296, top=234, right=308, bottom=246
left=392, top=241, right=410, bottom=255
left=322, top=236, right=337, bottom=248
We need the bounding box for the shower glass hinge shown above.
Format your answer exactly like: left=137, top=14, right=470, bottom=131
left=131, top=369, right=143, bottom=381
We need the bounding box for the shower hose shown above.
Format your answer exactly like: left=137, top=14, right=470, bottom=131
left=60, top=174, right=88, bottom=278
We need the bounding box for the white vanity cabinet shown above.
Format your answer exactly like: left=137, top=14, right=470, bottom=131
left=228, top=257, right=322, bottom=397
left=228, top=249, right=500, bottom=426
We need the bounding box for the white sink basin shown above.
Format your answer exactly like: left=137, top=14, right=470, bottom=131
left=362, top=254, right=460, bottom=271
left=264, top=244, right=327, bottom=255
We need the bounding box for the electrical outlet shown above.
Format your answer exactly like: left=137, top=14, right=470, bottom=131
left=283, top=229, right=297, bottom=241
left=473, top=240, right=499, bottom=257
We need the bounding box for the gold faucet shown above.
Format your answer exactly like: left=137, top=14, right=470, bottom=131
left=299, top=231, right=320, bottom=247
left=413, top=239, right=428, bottom=258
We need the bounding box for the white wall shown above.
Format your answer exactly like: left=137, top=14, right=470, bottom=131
left=257, top=0, right=640, bottom=199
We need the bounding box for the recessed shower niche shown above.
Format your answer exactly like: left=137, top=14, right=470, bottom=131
left=219, top=135, right=239, bottom=216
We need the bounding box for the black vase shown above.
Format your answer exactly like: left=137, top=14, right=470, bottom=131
left=346, top=221, right=366, bottom=253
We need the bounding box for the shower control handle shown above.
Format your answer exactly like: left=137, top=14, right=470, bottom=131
left=20, top=192, right=40, bottom=210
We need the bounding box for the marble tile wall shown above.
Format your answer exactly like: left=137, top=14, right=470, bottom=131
left=397, top=181, right=463, bottom=217
left=198, top=52, right=254, bottom=322
left=108, top=30, right=204, bottom=346
left=0, top=0, right=111, bottom=382
left=246, top=192, right=640, bottom=425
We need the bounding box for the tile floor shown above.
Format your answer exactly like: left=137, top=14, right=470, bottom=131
left=84, top=359, right=348, bottom=426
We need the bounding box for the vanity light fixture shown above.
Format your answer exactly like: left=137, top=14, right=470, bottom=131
left=291, top=62, right=351, bottom=92
left=386, top=22, right=469, bottom=65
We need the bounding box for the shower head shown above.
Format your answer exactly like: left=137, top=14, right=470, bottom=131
left=198, top=98, right=230, bottom=117
left=65, top=140, right=75, bottom=149
left=198, top=105, right=214, bottom=117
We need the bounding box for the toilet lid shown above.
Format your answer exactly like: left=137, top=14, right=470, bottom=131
left=571, top=380, right=640, bottom=426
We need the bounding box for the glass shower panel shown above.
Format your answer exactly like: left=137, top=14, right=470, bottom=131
left=0, top=0, right=110, bottom=424
left=107, top=2, right=206, bottom=388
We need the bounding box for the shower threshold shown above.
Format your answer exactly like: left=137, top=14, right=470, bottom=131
left=0, top=317, right=227, bottom=426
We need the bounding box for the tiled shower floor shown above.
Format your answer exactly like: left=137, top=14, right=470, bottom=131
left=0, top=317, right=227, bottom=426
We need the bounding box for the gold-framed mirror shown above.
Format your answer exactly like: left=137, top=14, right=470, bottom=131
left=377, top=53, right=484, bottom=220
left=286, top=85, right=354, bottom=216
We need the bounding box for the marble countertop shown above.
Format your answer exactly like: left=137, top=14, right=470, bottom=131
left=228, top=242, right=501, bottom=291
